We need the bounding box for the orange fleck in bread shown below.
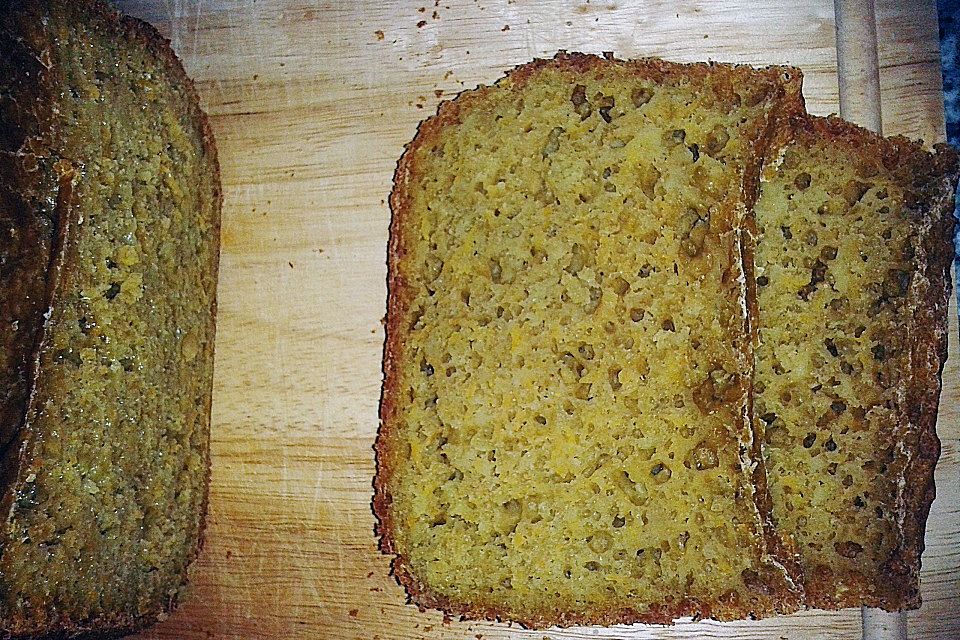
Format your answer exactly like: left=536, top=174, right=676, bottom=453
left=754, top=115, right=958, bottom=610
left=375, top=52, right=805, bottom=627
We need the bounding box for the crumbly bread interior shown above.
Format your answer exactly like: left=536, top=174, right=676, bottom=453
left=754, top=117, right=955, bottom=609
left=0, top=3, right=217, bottom=627
left=379, top=56, right=801, bottom=625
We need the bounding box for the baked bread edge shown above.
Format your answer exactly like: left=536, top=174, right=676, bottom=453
left=765, top=115, right=958, bottom=612
left=0, top=0, right=221, bottom=637
left=373, top=51, right=807, bottom=628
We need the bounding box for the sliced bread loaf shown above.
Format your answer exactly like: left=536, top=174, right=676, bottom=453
left=753, top=116, right=958, bottom=610
left=375, top=52, right=805, bottom=626
left=0, top=0, right=220, bottom=636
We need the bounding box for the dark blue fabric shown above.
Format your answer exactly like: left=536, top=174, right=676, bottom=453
left=938, top=0, right=959, bottom=311
left=940, top=0, right=958, bottom=148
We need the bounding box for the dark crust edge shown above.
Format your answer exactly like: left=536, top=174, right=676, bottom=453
left=775, top=115, right=958, bottom=612
left=896, top=139, right=955, bottom=611
left=0, top=0, right=222, bottom=637
left=373, top=51, right=806, bottom=629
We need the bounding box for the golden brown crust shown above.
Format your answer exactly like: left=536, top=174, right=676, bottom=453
left=765, top=115, right=958, bottom=611
left=374, top=51, right=806, bottom=628
left=0, top=0, right=220, bottom=637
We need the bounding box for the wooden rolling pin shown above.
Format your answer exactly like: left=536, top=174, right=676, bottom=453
left=834, top=0, right=907, bottom=637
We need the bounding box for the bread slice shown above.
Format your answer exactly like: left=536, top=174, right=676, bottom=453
left=753, top=116, right=958, bottom=610
left=0, top=0, right=220, bottom=636
left=375, top=52, right=805, bottom=626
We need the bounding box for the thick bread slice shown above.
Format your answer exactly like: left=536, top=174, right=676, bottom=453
left=754, top=115, right=958, bottom=610
left=0, top=0, right=220, bottom=637
left=375, top=52, right=804, bottom=627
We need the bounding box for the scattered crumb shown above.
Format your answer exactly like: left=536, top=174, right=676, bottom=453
left=424, top=626, right=434, bottom=632
left=416, top=103, right=424, bottom=109
left=367, top=570, right=374, bottom=577
left=417, top=19, right=427, bottom=27
left=375, top=29, right=385, bottom=40
left=501, top=24, right=510, bottom=31
left=349, top=609, right=359, bottom=618
left=288, top=261, right=294, bottom=269
left=418, top=5, right=426, bottom=11
left=443, top=70, right=454, bottom=79
left=433, top=10, right=440, bottom=19
left=380, top=199, right=386, bottom=205
left=703, top=34, right=709, bottom=38
left=252, top=74, right=258, bottom=80
left=369, top=586, right=382, bottom=592
left=225, top=549, right=233, bottom=559
left=279, top=62, right=285, bottom=67
left=434, top=89, right=443, bottom=98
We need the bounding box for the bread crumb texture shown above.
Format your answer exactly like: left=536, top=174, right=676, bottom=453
left=378, top=54, right=806, bottom=626
left=0, top=0, right=218, bottom=634
left=755, top=117, right=957, bottom=609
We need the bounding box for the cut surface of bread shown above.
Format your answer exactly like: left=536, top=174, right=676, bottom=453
left=375, top=52, right=805, bottom=626
left=753, top=116, right=957, bottom=610
left=0, top=0, right=220, bottom=637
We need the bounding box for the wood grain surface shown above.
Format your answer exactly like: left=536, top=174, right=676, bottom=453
left=108, top=1, right=958, bottom=638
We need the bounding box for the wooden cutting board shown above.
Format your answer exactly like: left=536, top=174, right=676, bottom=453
left=112, top=1, right=958, bottom=638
